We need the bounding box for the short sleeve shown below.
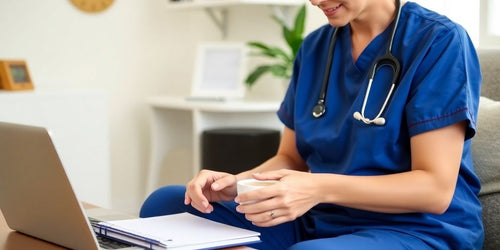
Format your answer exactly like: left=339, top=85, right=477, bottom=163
left=277, top=46, right=303, bottom=130
left=405, top=25, right=481, bottom=140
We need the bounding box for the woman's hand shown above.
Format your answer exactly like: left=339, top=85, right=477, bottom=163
left=184, top=169, right=238, bottom=213
left=235, top=169, right=320, bottom=227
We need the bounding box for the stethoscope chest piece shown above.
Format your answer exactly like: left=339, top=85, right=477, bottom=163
left=312, top=102, right=326, bottom=118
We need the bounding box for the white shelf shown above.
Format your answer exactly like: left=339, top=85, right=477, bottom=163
left=148, top=96, right=280, bottom=112
left=165, top=0, right=303, bottom=10
left=165, top=0, right=303, bottom=37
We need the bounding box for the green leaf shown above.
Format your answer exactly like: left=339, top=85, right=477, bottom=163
left=289, top=37, right=303, bottom=58
left=247, top=41, right=291, bottom=61
left=268, top=64, right=288, bottom=78
left=246, top=41, right=271, bottom=50
left=245, top=4, right=306, bottom=87
left=279, top=5, right=306, bottom=59
left=282, top=27, right=295, bottom=52
left=245, top=64, right=289, bottom=87
left=293, top=5, right=306, bottom=38
left=245, top=65, right=273, bottom=86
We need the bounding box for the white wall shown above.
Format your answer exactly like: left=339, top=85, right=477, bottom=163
left=0, top=0, right=163, bottom=213
left=0, top=90, right=111, bottom=207
left=0, top=0, right=484, bottom=214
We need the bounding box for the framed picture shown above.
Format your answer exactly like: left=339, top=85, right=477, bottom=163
left=190, top=43, right=247, bottom=100
left=0, top=60, right=34, bottom=91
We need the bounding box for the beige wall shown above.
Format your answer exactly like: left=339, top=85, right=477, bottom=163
left=0, top=0, right=481, bottom=214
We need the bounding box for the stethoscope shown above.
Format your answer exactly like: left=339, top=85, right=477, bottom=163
left=312, top=0, right=402, bottom=126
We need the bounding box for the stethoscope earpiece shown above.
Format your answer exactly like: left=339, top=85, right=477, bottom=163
left=373, top=117, right=386, bottom=126
left=353, top=112, right=386, bottom=125
left=353, top=111, right=363, bottom=121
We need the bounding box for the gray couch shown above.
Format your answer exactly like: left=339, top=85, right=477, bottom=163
left=474, top=50, right=500, bottom=249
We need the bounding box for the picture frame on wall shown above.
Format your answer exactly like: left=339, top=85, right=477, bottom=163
left=188, top=42, right=247, bottom=101
left=0, top=60, right=34, bottom=91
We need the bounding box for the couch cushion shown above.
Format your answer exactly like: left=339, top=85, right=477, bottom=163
left=472, top=96, right=500, bottom=196
left=481, top=193, right=500, bottom=249
left=478, top=50, right=500, bottom=101
left=473, top=96, right=500, bottom=249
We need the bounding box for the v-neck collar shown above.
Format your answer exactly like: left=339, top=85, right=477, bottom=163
left=342, top=21, right=396, bottom=73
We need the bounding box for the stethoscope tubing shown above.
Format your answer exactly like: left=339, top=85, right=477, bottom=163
left=312, top=28, right=340, bottom=118
left=312, top=0, right=402, bottom=126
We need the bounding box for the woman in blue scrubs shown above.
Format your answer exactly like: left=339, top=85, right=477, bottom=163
left=140, top=0, right=483, bottom=249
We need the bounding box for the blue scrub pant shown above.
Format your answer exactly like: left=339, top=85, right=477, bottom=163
left=139, top=186, right=432, bottom=250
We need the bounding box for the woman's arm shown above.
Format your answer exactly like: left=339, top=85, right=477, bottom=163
left=236, top=122, right=466, bottom=227
left=316, top=121, right=466, bottom=214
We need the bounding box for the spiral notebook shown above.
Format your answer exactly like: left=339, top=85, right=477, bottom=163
left=94, top=212, right=260, bottom=249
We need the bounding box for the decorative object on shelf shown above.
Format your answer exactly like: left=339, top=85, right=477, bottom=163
left=69, top=0, right=115, bottom=13
left=189, top=42, right=248, bottom=100
left=0, top=60, right=34, bottom=91
left=245, top=4, right=306, bottom=88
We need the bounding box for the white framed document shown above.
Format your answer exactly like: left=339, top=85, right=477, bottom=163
left=189, top=42, right=247, bottom=100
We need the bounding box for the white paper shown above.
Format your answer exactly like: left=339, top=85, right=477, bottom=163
left=97, top=212, right=260, bottom=249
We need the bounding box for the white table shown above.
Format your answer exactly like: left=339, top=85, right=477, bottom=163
left=145, top=97, right=282, bottom=194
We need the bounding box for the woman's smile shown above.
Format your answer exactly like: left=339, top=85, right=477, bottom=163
left=322, top=3, right=343, bottom=18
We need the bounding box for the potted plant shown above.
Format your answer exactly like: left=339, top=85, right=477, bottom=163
left=245, top=4, right=307, bottom=88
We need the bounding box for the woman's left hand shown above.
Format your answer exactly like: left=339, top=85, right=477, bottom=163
left=234, top=169, right=320, bottom=227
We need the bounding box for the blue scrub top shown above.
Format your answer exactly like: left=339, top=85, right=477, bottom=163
left=278, top=2, right=483, bottom=249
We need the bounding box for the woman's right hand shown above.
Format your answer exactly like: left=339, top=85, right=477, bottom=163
left=184, top=169, right=238, bottom=213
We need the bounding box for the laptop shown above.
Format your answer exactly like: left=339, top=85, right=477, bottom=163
left=0, top=121, right=140, bottom=249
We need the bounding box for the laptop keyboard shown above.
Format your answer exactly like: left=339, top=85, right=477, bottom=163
left=89, top=217, right=134, bottom=249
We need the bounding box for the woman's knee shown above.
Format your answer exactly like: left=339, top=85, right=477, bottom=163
left=139, top=185, right=186, bottom=217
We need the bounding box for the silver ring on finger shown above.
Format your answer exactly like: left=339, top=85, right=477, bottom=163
left=270, top=210, right=276, bottom=219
